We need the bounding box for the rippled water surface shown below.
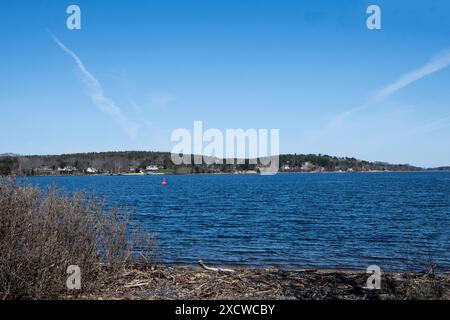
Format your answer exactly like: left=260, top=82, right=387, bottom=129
left=26, top=172, right=450, bottom=271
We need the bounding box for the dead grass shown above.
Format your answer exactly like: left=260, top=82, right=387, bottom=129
left=0, top=179, right=154, bottom=299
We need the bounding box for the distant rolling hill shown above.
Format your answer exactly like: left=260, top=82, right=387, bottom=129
left=0, top=153, right=20, bottom=157
left=429, top=166, right=450, bottom=171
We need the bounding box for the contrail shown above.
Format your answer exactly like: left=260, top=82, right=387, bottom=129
left=50, top=32, right=139, bottom=138
left=415, top=111, right=450, bottom=134
left=331, top=49, right=450, bottom=127
left=300, top=49, right=450, bottom=150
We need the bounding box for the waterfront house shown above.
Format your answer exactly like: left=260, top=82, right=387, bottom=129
left=36, top=166, right=54, bottom=175
left=58, top=166, right=78, bottom=173
left=301, top=162, right=314, bottom=171
left=86, top=167, right=97, bottom=174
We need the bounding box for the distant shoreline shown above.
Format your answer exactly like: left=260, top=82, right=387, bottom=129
left=13, top=169, right=450, bottom=179
left=2, top=151, right=431, bottom=177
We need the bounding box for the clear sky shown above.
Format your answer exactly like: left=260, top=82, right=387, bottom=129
left=1, top=0, right=450, bottom=167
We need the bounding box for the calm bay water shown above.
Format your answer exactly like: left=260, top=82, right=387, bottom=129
left=25, top=172, right=450, bottom=272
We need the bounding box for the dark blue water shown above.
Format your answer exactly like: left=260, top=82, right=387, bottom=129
left=25, top=172, right=450, bottom=272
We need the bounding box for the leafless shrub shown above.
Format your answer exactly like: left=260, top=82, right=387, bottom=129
left=0, top=179, right=155, bottom=299
left=400, top=273, right=445, bottom=300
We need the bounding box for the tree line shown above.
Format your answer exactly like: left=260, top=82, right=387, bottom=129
left=0, top=151, right=422, bottom=176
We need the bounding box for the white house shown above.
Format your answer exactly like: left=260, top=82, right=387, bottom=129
left=36, top=166, right=54, bottom=174
left=86, top=167, right=97, bottom=174
left=58, top=166, right=77, bottom=173
left=301, top=162, right=314, bottom=171
left=145, top=165, right=159, bottom=171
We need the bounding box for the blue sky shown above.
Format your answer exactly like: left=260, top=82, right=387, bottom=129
left=1, top=0, right=450, bottom=167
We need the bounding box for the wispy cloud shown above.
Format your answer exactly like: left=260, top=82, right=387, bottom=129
left=300, top=49, right=450, bottom=151
left=414, top=111, right=450, bottom=134
left=331, top=49, right=450, bottom=127
left=50, top=33, right=139, bottom=138
left=148, top=92, right=177, bottom=110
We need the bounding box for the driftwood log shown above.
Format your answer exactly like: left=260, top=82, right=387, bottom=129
left=198, top=260, right=236, bottom=273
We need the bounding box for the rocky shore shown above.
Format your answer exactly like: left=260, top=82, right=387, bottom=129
left=75, top=265, right=450, bottom=300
